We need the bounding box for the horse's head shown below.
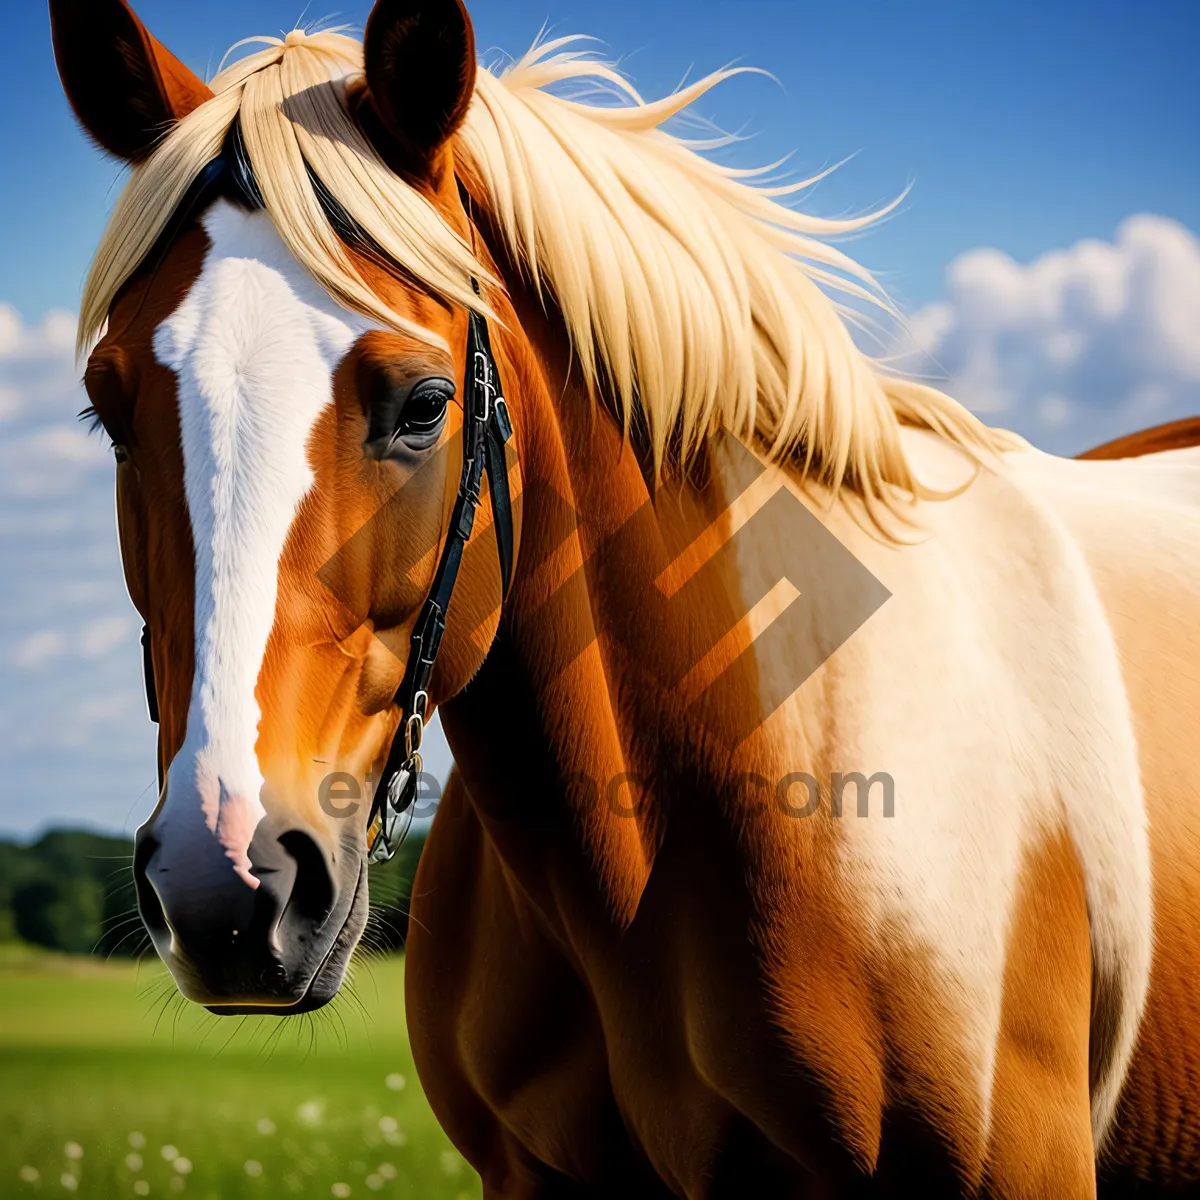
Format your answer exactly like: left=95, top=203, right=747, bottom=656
left=51, top=0, right=516, bottom=1012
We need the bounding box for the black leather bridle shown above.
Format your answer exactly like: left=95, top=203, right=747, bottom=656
left=364, top=301, right=514, bottom=862
left=136, top=135, right=516, bottom=866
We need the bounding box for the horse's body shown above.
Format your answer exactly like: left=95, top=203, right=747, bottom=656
left=1079, top=418, right=1200, bottom=462
left=1017, top=441, right=1200, bottom=1194
left=49, top=1, right=1200, bottom=1194
left=407, top=267, right=1200, bottom=1197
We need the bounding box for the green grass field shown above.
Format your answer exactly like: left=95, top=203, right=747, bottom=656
left=0, top=946, right=481, bottom=1199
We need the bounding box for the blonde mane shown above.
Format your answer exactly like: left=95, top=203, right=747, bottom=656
left=81, top=27, right=1009, bottom=521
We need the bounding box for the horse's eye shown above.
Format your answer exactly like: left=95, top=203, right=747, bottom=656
left=396, top=378, right=453, bottom=440
left=363, top=367, right=454, bottom=458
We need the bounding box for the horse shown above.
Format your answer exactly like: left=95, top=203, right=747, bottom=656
left=49, top=1, right=1200, bottom=1195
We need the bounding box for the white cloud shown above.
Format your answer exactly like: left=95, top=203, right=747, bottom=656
left=0, top=426, right=112, bottom=500
left=80, top=616, right=134, bottom=659
left=0, top=305, right=88, bottom=427
left=0, top=306, right=20, bottom=355
left=0, top=304, right=77, bottom=361
left=12, top=630, right=67, bottom=670
left=905, top=215, right=1200, bottom=453
left=0, top=310, right=113, bottom=501
left=61, top=690, right=146, bottom=744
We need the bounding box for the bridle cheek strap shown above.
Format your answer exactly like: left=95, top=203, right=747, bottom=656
left=141, top=623, right=163, bottom=793
left=366, top=305, right=515, bottom=863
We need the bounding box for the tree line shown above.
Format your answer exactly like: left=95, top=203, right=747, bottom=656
left=0, top=827, right=426, bottom=957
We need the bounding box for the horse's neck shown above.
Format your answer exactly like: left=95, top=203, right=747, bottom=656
left=440, top=262, right=820, bottom=926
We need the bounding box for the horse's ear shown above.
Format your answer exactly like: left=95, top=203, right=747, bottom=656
left=361, top=0, right=477, bottom=170
left=49, top=0, right=213, bottom=163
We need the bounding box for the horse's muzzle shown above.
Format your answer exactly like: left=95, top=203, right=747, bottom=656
left=133, top=810, right=366, bottom=1014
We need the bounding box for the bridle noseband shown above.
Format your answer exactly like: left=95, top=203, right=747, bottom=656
left=136, top=137, right=516, bottom=866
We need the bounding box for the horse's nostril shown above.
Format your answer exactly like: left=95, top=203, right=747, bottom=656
left=132, top=832, right=168, bottom=936
left=261, top=963, right=289, bottom=987
left=277, top=829, right=335, bottom=924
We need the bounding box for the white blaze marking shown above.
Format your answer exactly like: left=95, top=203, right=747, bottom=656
left=154, top=200, right=372, bottom=886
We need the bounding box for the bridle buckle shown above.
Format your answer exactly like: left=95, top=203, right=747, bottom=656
left=404, top=709, right=424, bottom=759
left=473, top=348, right=494, bottom=422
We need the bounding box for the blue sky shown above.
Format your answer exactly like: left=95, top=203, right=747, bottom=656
left=1, top=0, right=1198, bottom=837
left=5, top=0, right=1200, bottom=317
